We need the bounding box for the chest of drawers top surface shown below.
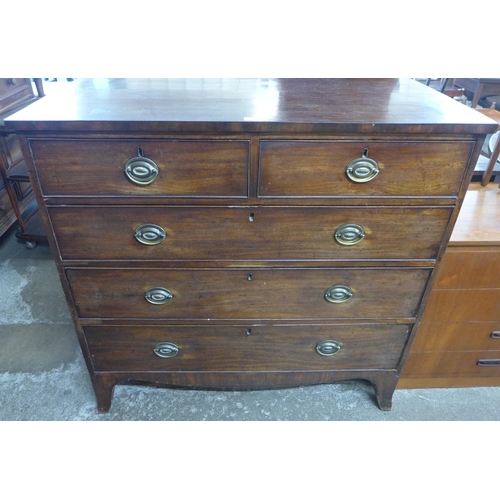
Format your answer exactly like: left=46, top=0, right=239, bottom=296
left=5, top=78, right=497, bottom=135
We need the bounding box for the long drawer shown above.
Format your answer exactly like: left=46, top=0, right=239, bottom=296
left=66, top=267, right=431, bottom=320
left=259, top=140, right=474, bottom=197
left=29, top=139, right=250, bottom=198
left=49, top=205, right=452, bottom=262
left=85, top=324, right=410, bottom=372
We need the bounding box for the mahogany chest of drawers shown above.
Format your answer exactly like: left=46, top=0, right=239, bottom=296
left=7, top=79, right=496, bottom=412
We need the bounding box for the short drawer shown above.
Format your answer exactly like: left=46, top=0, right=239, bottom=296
left=66, top=267, right=431, bottom=321
left=259, top=140, right=474, bottom=197
left=402, top=350, right=500, bottom=378
left=411, top=321, right=500, bottom=352
left=29, top=139, right=249, bottom=198
left=49, top=205, right=452, bottom=262
left=84, top=323, right=410, bottom=372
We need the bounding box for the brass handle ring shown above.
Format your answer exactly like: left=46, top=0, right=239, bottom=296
left=316, top=340, right=341, bottom=356
left=134, top=223, right=166, bottom=245
left=335, top=224, right=365, bottom=246
left=145, top=287, right=174, bottom=305
left=153, top=342, right=179, bottom=358
left=124, top=156, right=159, bottom=185
left=325, top=285, right=353, bottom=303
left=346, top=157, right=379, bottom=183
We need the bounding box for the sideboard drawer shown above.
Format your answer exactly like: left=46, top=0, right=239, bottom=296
left=411, top=321, right=500, bottom=352
left=404, top=350, right=500, bottom=378
left=49, top=205, right=452, bottom=262
left=66, top=267, right=431, bottom=320
left=85, top=324, right=410, bottom=372
left=423, top=289, right=500, bottom=323
left=259, top=140, right=474, bottom=197
left=29, top=139, right=249, bottom=198
left=433, top=250, right=500, bottom=289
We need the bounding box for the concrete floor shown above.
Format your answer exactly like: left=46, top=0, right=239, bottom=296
left=1, top=219, right=500, bottom=421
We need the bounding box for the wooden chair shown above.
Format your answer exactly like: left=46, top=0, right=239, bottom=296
left=474, top=104, right=500, bottom=186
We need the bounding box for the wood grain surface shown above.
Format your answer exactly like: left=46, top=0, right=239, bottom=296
left=85, top=323, right=410, bottom=372
left=66, top=267, right=431, bottom=321
left=49, top=205, right=452, bottom=262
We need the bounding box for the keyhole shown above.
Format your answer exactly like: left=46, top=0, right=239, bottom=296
left=247, top=274, right=253, bottom=281
left=362, top=148, right=369, bottom=158
left=249, top=213, right=255, bottom=222
left=137, top=147, right=144, bottom=157
left=246, top=329, right=252, bottom=336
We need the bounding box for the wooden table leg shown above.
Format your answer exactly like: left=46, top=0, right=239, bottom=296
left=33, top=78, right=45, bottom=97
left=471, top=83, right=484, bottom=108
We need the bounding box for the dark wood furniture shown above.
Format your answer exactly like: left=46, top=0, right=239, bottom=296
left=473, top=107, right=500, bottom=185
left=6, top=78, right=496, bottom=412
left=453, top=78, right=500, bottom=108
left=0, top=78, right=46, bottom=247
left=399, top=183, right=500, bottom=388
left=423, top=78, right=464, bottom=98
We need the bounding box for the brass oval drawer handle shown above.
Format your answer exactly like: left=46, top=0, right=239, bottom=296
left=335, top=224, right=365, bottom=246
left=316, top=340, right=341, bottom=356
left=325, top=285, right=353, bottom=303
left=346, top=157, right=379, bottom=183
left=124, top=156, right=159, bottom=185
left=145, top=287, right=174, bottom=305
left=477, top=359, right=500, bottom=367
left=153, top=342, right=179, bottom=358
left=134, top=223, right=167, bottom=245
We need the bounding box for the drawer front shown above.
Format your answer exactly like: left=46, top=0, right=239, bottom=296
left=0, top=78, right=33, bottom=112
left=411, top=321, right=500, bottom=352
left=0, top=133, right=24, bottom=170
left=259, top=140, right=474, bottom=197
left=85, top=324, right=410, bottom=372
left=434, top=250, right=500, bottom=289
left=29, top=139, right=249, bottom=198
left=403, top=350, right=500, bottom=378
left=423, top=289, right=500, bottom=323
left=49, top=205, right=452, bottom=262
left=66, top=267, right=431, bottom=320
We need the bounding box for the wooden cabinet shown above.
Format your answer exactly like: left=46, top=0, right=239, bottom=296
left=0, top=78, right=46, bottom=246
left=6, top=78, right=496, bottom=412
left=399, top=183, right=500, bottom=388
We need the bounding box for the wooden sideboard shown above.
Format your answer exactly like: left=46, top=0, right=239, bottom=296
left=0, top=78, right=46, bottom=246
left=6, top=78, right=496, bottom=412
left=399, top=182, right=500, bottom=388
